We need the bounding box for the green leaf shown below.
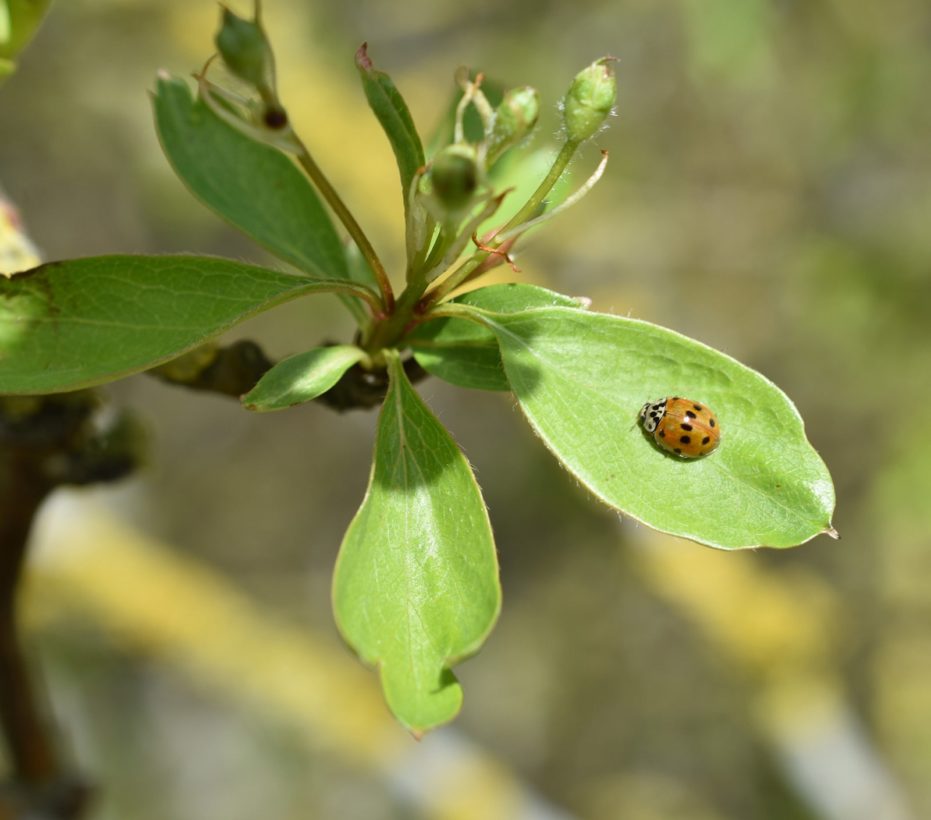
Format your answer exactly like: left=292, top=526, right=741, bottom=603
left=0, top=0, right=53, bottom=78
left=409, top=283, right=585, bottom=391
left=465, top=306, right=835, bottom=549
left=0, top=255, right=366, bottom=394
left=0, top=4, right=10, bottom=45
left=333, top=351, right=500, bottom=733
left=153, top=76, right=360, bottom=285
left=355, top=43, right=425, bottom=215
left=242, top=345, right=365, bottom=411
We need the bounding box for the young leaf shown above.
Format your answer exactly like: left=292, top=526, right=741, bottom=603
left=409, top=283, right=585, bottom=391
left=242, top=345, right=365, bottom=411
left=463, top=306, right=835, bottom=549
left=355, top=44, right=425, bottom=215
left=333, top=351, right=500, bottom=733
left=153, top=76, right=362, bottom=286
left=0, top=255, right=371, bottom=394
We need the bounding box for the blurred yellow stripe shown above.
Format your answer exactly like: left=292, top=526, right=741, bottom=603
left=23, top=496, right=571, bottom=820
left=635, top=535, right=838, bottom=678
left=633, top=533, right=913, bottom=820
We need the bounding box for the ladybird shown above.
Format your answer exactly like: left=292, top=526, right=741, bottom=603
left=639, top=396, right=720, bottom=458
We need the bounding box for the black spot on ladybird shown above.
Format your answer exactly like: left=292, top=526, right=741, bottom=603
left=681, top=423, right=693, bottom=431
left=702, top=436, right=710, bottom=445
left=709, top=418, right=715, bottom=427
left=673, top=448, right=682, bottom=454
left=685, top=410, right=696, bottom=419
left=659, top=430, right=665, bottom=438
left=693, top=404, right=702, bottom=411
left=679, top=435, right=691, bottom=444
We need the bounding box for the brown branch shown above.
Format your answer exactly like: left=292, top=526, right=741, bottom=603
left=150, top=340, right=428, bottom=411
left=0, top=394, right=141, bottom=819
left=0, top=449, right=56, bottom=784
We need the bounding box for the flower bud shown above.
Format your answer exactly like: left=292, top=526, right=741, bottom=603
left=563, top=57, right=616, bottom=144
left=487, top=86, right=540, bottom=165
left=215, top=7, right=275, bottom=93
left=425, top=144, right=480, bottom=215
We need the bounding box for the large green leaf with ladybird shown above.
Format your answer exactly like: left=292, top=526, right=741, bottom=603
left=456, top=304, right=835, bottom=549
left=333, top=353, right=500, bottom=733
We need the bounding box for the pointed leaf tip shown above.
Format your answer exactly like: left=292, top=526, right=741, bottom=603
left=355, top=42, right=372, bottom=71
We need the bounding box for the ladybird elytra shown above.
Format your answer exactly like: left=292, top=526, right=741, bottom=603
left=639, top=397, right=720, bottom=458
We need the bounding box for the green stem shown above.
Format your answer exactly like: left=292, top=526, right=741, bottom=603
left=420, top=254, right=486, bottom=307
left=421, top=139, right=580, bottom=307
left=498, top=139, right=579, bottom=235
left=364, top=275, right=428, bottom=354
left=292, top=139, right=395, bottom=312
left=362, top=139, right=581, bottom=351
left=420, top=225, right=456, bottom=274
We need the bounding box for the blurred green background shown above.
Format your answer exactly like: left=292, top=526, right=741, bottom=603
left=2, top=0, right=930, bottom=818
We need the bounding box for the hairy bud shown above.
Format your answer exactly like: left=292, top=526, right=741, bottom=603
left=563, top=57, right=616, bottom=144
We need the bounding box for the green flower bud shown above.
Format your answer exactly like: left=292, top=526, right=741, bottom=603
left=215, top=7, right=275, bottom=92
left=487, top=86, right=540, bottom=165
left=426, top=144, right=481, bottom=215
left=563, top=57, right=616, bottom=144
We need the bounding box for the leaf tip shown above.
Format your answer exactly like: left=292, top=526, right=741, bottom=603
left=355, top=42, right=372, bottom=71
left=153, top=69, right=180, bottom=98
left=824, top=525, right=840, bottom=540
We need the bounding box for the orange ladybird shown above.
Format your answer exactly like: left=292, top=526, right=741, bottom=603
left=639, top=396, right=720, bottom=459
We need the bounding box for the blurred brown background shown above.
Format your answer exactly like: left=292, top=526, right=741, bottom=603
left=2, top=0, right=930, bottom=818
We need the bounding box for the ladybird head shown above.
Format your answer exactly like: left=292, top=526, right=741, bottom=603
left=639, top=399, right=666, bottom=433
